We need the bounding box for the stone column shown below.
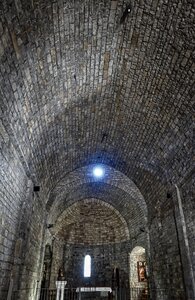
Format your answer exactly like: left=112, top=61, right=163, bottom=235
left=78, top=287, right=81, bottom=300
left=56, top=281, right=61, bottom=300
left=55, top=281, right=67, bottom=300
left=60, top=281, right=67, bottom=300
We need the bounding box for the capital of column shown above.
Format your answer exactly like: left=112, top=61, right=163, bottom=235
left=60, top=281, right=67, bottom=289
left=56, top=280, right=67, bottom=289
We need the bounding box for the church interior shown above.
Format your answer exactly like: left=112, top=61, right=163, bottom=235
left=0, top=0, right=194, bottom=299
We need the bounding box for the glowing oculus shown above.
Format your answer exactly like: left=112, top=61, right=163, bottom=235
left=93, top=166, right=104, bottom=178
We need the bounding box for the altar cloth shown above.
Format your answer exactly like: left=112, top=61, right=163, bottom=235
left=76, top=287, right=112, bottom=293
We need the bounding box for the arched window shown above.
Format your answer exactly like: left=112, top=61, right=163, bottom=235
left=84, top=255, right=91, bottom=277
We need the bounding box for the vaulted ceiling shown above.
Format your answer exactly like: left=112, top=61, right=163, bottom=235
left=51, top=199, right=130, bottom=245
left=0, top=0, right=194, bottom=228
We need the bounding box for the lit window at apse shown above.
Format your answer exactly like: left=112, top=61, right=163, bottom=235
left=84, top=255, right=91, bottom=277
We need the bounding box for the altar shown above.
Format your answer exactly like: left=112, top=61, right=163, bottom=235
left=76, top=287, right=112, bottom=292
left=76, top=287, right=112, bottom=299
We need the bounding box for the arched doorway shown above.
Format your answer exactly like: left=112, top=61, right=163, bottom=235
left=129, top=246, right=148, bottom=299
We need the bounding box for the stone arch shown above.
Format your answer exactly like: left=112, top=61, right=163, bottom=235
left=49, top=198, right=130, bottom=244
left=129, top=246, right=148, bottom=299
left=48, top=183, right=145, bottom=230
left=47, top=164, right=148, bottom=220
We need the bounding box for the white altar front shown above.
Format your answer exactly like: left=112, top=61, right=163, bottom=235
left=76, top=287, right=112, bottom=293
left=76, top=287, right=112, bottom=299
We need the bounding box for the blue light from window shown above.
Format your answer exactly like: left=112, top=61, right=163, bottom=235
left=84, top=255, right=91, bottom=277
left=93, top=165, right=104, bottom=178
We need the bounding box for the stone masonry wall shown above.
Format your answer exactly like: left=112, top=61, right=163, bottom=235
left=148, top=187, right=185, bottom=300
left=50, top=241, right=131, bottom=290
left=14, top=192, right=45, bottom=300
left=0, top=120, right=29, bottom=299
left=176, top=172, right=195, bottom=300
left=0, top=120, right=46, bottom=300
left=180, top=173, right=195, bottom=278
left=0, top=0, right=193, bottom=299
